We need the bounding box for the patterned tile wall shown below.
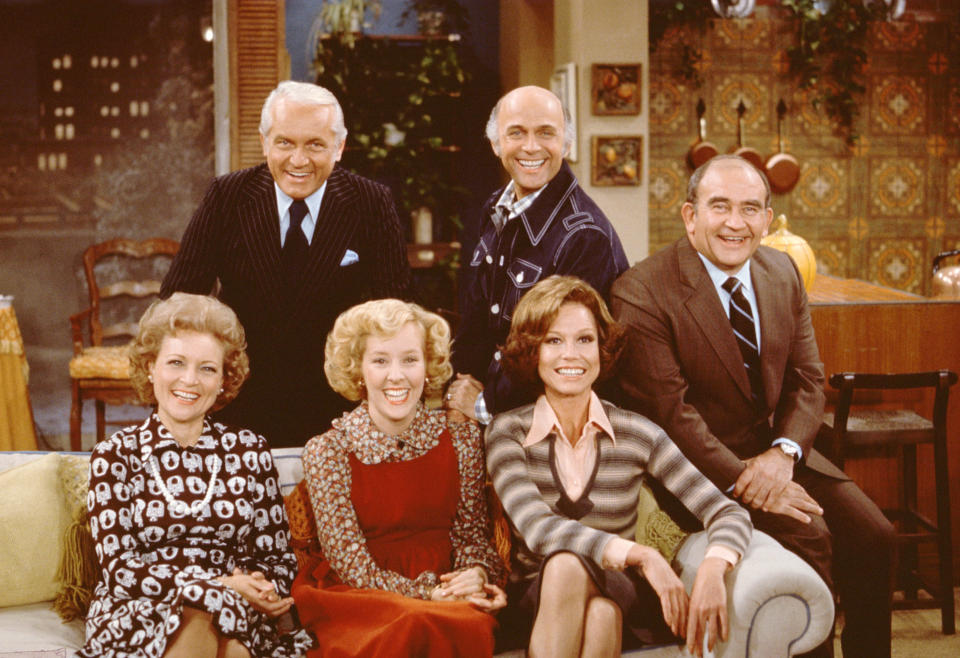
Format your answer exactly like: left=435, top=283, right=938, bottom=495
left=649, top=14, right=960, bottom=295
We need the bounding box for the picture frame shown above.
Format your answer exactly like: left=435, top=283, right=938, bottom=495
left=591, top=135, right=642, bottom=186
left=550, top=61, right=578, bottom=162
left=590, top=63, right=641, bottom=115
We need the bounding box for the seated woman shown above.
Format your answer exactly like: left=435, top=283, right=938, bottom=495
left=486, top=275, right=752, bottom=657
left=291, top=299, right=508, bottom=658
left=81, top=293, right=314, bottom=658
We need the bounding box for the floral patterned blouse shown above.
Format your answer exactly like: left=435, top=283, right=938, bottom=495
left=302, top=402, right=506, bottom=599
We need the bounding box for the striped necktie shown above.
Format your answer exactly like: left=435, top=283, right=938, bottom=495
left=722, top=277, right=764, bottom=408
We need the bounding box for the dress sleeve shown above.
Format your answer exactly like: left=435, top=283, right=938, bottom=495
left=303, top=430, right=440, bottom=599
left=233, top=432, right=301, bottom=597
left=87, top=433, right=221, bottom=599
left=447, top=420, right=507, bottom=587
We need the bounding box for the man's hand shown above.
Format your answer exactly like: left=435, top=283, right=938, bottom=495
left=686, top=556, right=729, bottom=656
left=444, top=373, right=483, bottom=422
left=763, top=481, right=823, bottom=523
left=733, top=447, right=794, bottom=511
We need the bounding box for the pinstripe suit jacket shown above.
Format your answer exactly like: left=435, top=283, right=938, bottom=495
left=161, top=164, right=410, bottom=447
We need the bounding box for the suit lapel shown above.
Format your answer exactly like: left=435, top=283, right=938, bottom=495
left=237, top=166, right=284, bottom=312
left=751, top=247, right=790, bottom=411
left=677, top=239, right=754, bottom=403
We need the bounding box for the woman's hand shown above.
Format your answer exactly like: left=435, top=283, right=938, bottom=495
left=437, top=566, right=487, bottom=599
left=685, top=557, right=730, bottom=656
left=217, top=568, right=293, bottom=618
left=629, top=545, right=689, bottom=638
left=466, top=583, right=507, bottom=613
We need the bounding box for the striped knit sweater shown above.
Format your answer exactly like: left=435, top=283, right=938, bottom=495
left=485, top=400, right=752, bottom=578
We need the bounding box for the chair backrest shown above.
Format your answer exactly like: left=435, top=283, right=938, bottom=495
left=81, top=237, right=179, bottom=346
left=828, top=370, right=959, bottom=446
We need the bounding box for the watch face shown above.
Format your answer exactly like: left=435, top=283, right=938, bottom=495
left=780, top=444, right=799, bottom=460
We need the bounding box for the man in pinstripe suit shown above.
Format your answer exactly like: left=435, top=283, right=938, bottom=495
left=161, top=81, right=410, bottom=448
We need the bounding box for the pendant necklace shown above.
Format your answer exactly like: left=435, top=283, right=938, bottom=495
left=144, top=447, right=220, bottom=516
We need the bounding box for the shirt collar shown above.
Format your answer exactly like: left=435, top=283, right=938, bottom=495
left=138, top=412, right=218, bottom=458
left=492, top=181, right=548, bottom=232
left=524, top=391, right=615, bottom=448
left=273, top=181, right=327, bottom=225
left=697, top=252, right=753, bottom=297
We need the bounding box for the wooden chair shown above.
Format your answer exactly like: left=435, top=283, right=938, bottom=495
left=820, top=370, right=958, bottom=634
left=68, top=238, right=179, bottom=450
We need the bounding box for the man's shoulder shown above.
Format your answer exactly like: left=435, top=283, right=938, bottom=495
left=327, top=166, right=391, bottom=199
left=215, top=163, right=272, bottom=190
left=615, top=240, right=679, bottom=288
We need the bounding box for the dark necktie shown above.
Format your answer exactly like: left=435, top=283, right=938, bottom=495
left=722, top=277, right=764, bottom=408
left=282, top=200, right=309, bottom=286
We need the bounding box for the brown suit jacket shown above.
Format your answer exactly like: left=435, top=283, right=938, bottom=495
left=611, top=237, right=845, bottom=489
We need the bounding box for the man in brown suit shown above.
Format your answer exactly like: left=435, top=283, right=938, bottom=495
left=611, top=155, right=894, bottom=657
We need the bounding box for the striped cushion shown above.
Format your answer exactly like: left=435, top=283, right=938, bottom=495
left=68, top=346, right=130, bottom=379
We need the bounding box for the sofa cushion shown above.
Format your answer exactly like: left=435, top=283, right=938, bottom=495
left=0, top=454, right=72, bottom=607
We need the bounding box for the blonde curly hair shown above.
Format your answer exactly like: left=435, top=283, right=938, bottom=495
left=324, top=299, right=452, bottom=402
left=128, top=293, right=250, bottom=410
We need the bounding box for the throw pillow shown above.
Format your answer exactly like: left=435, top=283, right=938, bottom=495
left=635, top=480, right=689, bottom=561
left=0, top=453, right=71, bottom=607
left=283, top=480, right=324, bottom=571
left=53, top=454, right=97, bottom=621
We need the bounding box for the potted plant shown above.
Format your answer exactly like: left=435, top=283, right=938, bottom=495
left=399, top=0, right=469, bottom=36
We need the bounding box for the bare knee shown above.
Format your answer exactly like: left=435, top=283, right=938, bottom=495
left=541, top=552, right=592, bottom=592
left=585, top=596, right=621, bottom=632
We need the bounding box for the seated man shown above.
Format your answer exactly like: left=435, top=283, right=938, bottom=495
left=611, top=155, right=895, bottom=658
left=446, top=85, right=628, bottom=423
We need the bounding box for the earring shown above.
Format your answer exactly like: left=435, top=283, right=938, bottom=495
left=219, top=387, right=224, bottom=394
left=148, top=375, right=153, bottom=383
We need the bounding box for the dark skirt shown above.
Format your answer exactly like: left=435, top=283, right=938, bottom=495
left=494, top=550, right=680, bottom=652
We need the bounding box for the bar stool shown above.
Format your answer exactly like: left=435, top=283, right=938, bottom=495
left=820, top=370, right=957, bottom=634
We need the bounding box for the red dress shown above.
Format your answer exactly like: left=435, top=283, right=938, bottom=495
left=292, top=405, right=500, bottom=658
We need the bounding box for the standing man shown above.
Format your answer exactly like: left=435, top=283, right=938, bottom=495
left=611, top=155, right=894, bottom=657
left=161, top=81, right=410, bottom=447
left=446, top=85, right=629, bottom=422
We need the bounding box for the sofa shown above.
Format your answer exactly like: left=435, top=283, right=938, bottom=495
left=0, top=450, right=835, bottom=657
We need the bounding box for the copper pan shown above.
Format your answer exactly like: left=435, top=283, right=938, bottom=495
left=765, top=99, right=800, bottom=194
left=687, top=98, right=718, bottom=170
left=730, top=99, right=764, bottom=170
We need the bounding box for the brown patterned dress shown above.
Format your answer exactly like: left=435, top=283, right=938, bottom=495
left=80, top=414, right=315, bottom=657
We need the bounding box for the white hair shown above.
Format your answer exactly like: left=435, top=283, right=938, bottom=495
left=484, top=87, right=574, bottom=155
left=259, top=80, right=347, bottom=145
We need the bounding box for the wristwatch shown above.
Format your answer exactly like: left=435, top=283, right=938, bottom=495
left=777, top=442, right=801, bottom=463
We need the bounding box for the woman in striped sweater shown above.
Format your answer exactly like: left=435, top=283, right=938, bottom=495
left=485, top=275, right=752, bottom=657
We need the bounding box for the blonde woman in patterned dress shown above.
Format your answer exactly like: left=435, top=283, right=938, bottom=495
left=291, top=299, right=507, bottom=658
left=80, top=293, right=314, bottom=657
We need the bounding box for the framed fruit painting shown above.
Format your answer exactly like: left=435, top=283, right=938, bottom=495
left=591, top=135, right=642, bottom=186
left=591, top=63, right=641, bottom=115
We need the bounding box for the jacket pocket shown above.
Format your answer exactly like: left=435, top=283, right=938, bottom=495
left=503, top=259, right=543, bottom=320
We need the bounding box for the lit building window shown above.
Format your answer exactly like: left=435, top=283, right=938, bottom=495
left=90, top=55, right=98, bottom=68
left=140, top=101, right=149, bottom=116
left=100, top=106, right=109, bottom=117
left=130, top=101, right=139, bottom=116
left=52, top=79, right=62, bottom=92
left=94, top=154, right=103, bottom=167
left=110, top=57, right=119, bottom=68
left=65, top=106, right=74, bottom=117
left=54, top=107, right=63, bottom=117
left=111, top=127, right=120, bottom=139
left=55, top=124, right=64, bottom=140
left=110, top=81, right=119, bottom=93
left=66, top=124, right=74, bottom=140
left=59, top=153, right=67, bottom=169
left=52, top=57, right=61, bottom=69
left=140, top=128, right=150, bottom=139
left=100, top=56, right=108, bottom=68
left=63, top=54, right=72, bottom=69
left=111, top=106, right=119, bottom=117
left=37, top=154, right=46, bottom=171
left=47, top=154, right=57, bottom=170
left=130, top=55, right=138, bottom=68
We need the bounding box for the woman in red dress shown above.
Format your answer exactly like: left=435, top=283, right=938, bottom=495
left=291, top=299, right=507, bottom=657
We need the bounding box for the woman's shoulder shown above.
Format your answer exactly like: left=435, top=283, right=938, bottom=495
left=485, top=403, right=536, bottom=441
left=598, top=400, right=669, bottom=442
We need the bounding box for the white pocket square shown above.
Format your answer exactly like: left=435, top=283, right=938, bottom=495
left=340, top=249, right=359, bottom=266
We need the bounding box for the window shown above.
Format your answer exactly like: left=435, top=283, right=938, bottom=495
left=52, top=79, right=62, bottom=92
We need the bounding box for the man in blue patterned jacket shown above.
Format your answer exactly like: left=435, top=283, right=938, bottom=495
left=446, top=86, right=629, bottom=422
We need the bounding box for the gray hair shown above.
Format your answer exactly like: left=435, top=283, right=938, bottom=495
left=687, top=155, right=772, bottom=208
left=259, top=80, right=347, bottom=146
left=484, top=88, right=575, bottom=155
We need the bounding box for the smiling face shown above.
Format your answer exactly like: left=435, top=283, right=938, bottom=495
left=150, top=331, right=225, bottom=440
left=260, top=98, right=345, bottom=200
left=493, top=87, right=567, bottom=199
left=361, top=321, right=427, bottom=436
left=538, top=302, right=601, bottom=404
left=682, top=159, right=774, bottom=274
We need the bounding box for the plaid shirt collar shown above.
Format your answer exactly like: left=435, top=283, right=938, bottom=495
left=492, top=182, right=547, bottom=233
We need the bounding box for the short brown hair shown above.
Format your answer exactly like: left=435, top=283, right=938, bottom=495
left=501, top=275, right=625, bottom=391
left=129, top=293, right=250, bottom=410
left=324, top=299, right=453, bottom=402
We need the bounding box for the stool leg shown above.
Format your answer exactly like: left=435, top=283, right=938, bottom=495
left=933, top=432, right=955, bottom=634
left=95, top=400, right=106, bottom=445
left=70, top=382, right=82, bottom=451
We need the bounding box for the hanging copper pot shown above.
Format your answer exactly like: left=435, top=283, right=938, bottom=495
left=730, top=99, right=764, bottom=170
left=687, top=98, right=718, bottom=170
left=765, top=99, right=800, bottom=194
left=932, top=250, right=960, bottom=299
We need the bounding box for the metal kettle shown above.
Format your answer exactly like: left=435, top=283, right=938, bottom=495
left=932, top=250, right=960, bottom=298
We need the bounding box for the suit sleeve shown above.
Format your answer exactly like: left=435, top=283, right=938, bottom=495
left=612, top=277, right=748, bottom=489
left=160, top=177, right=224, bottom=298
left=361, top=181, right=411, bottom=300
left=553, top=223, right=626, bottom=299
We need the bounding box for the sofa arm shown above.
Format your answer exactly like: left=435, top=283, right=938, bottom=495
left=674, top=530, right=834, bottom=658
